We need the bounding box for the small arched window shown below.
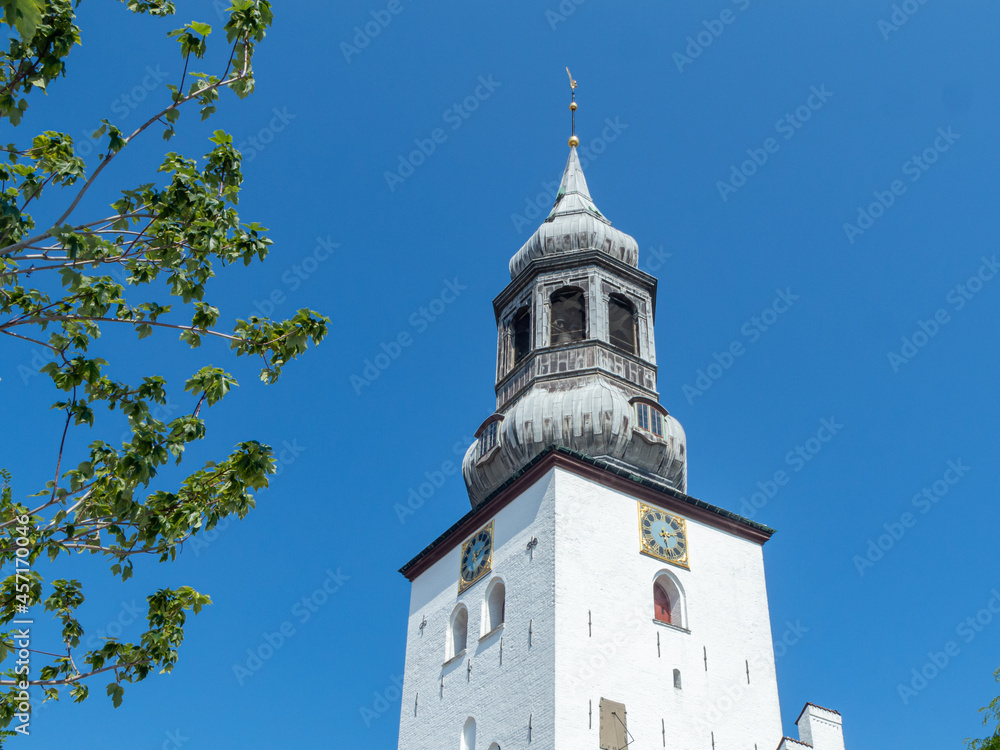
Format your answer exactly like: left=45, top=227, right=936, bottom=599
left=608, top=295, right=636, bottom=354
left=461, top=717, right=477, bottom=750
left=673, top=669, right=682, bottom=689
left=653, top=573, right=686, bottom=628
left=449, top=605, right=469, bottom=660
left=512, top=307, right=531, bottom=364
left=485, top=579, right=506, bottom=633
left=550, top=287, right=586, bottom=345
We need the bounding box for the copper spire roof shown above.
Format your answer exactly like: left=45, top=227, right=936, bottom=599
left=508, top=146, right=639, bottom=279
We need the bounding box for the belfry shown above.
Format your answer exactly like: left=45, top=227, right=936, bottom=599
left=396, top=82, right=847, bottom=750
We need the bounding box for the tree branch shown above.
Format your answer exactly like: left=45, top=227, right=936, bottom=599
left=46, top=68, right=251, bottom=237
left=0, top=660, right=150, bottom=687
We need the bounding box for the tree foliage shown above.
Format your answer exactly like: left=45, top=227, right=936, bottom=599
left=968, top=667, right=1000, bottom=750
left=0, top=0, right=326, bottom=732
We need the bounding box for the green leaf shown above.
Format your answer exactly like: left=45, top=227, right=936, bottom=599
left=2, top=0, right=43, bottom=42
left=106, top=682, right=124, bottom=708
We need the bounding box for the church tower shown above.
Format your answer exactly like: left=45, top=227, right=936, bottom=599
left=396, top=93, right=846, bottom=750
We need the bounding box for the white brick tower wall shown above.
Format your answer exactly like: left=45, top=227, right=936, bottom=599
left=397, top=471, right=558, bottom=750
left=397, top=464, right=785, bottom=750
left=551, top=470, right=783, bottom=749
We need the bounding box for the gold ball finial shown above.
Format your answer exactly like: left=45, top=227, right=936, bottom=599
left=569, top=102, right=577, bottom=111
left=568, top=135, right=580, bottom=148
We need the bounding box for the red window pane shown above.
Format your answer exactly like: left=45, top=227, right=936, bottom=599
left=654, top=583, right=671, bottom=624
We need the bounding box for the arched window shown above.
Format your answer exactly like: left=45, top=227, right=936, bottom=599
left=449, top=605, right=468, bottom=660
left=461, top=717, right=477, bottom=750
left=608, top=295, right=636, bottom=354
left=653, top=572, right=686, bottom=629
left=485, top=578, right=506, bottom=633
left=512, top=307, right=531, bottom=364
left=487, top=744, right=500, bottom=750
left=550, top=287, right=586, bottom=345
left=673, top=669, right=682, bottom=689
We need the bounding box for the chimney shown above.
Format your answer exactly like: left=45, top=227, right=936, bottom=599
left=796, top=703, right=844, bottom=750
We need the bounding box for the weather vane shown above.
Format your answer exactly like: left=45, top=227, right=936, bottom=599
left=566, top=67, right=579, bottom=148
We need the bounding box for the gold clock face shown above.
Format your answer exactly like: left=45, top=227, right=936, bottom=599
left=638, top=503, right=689, bottom=568
left=458, top=520, right=494, bottom=592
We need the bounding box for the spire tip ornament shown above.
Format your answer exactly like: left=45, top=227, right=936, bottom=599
left=566, top=67, right=578, bottom=148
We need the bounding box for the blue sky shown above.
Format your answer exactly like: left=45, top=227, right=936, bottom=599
left=2, top=0, right=999, bottom=747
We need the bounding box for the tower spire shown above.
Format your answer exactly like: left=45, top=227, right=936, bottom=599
left=566, top=67, right=579, bottom=148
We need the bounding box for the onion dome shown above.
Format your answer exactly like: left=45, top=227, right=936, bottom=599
left=463, top=376, right=687, bottom=507
left=508, top=147, right=639, bottom=279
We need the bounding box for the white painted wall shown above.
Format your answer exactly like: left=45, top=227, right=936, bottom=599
left=397, top=470, right=557, bottom=750
left=551, top=469, right=783, bottom=750
left=398, top=465, right=785, bottom=750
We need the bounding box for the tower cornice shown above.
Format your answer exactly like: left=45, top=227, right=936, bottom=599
left=401, top=445, right=775, bottom=582
left=493, top=249, right=658, bottom=321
